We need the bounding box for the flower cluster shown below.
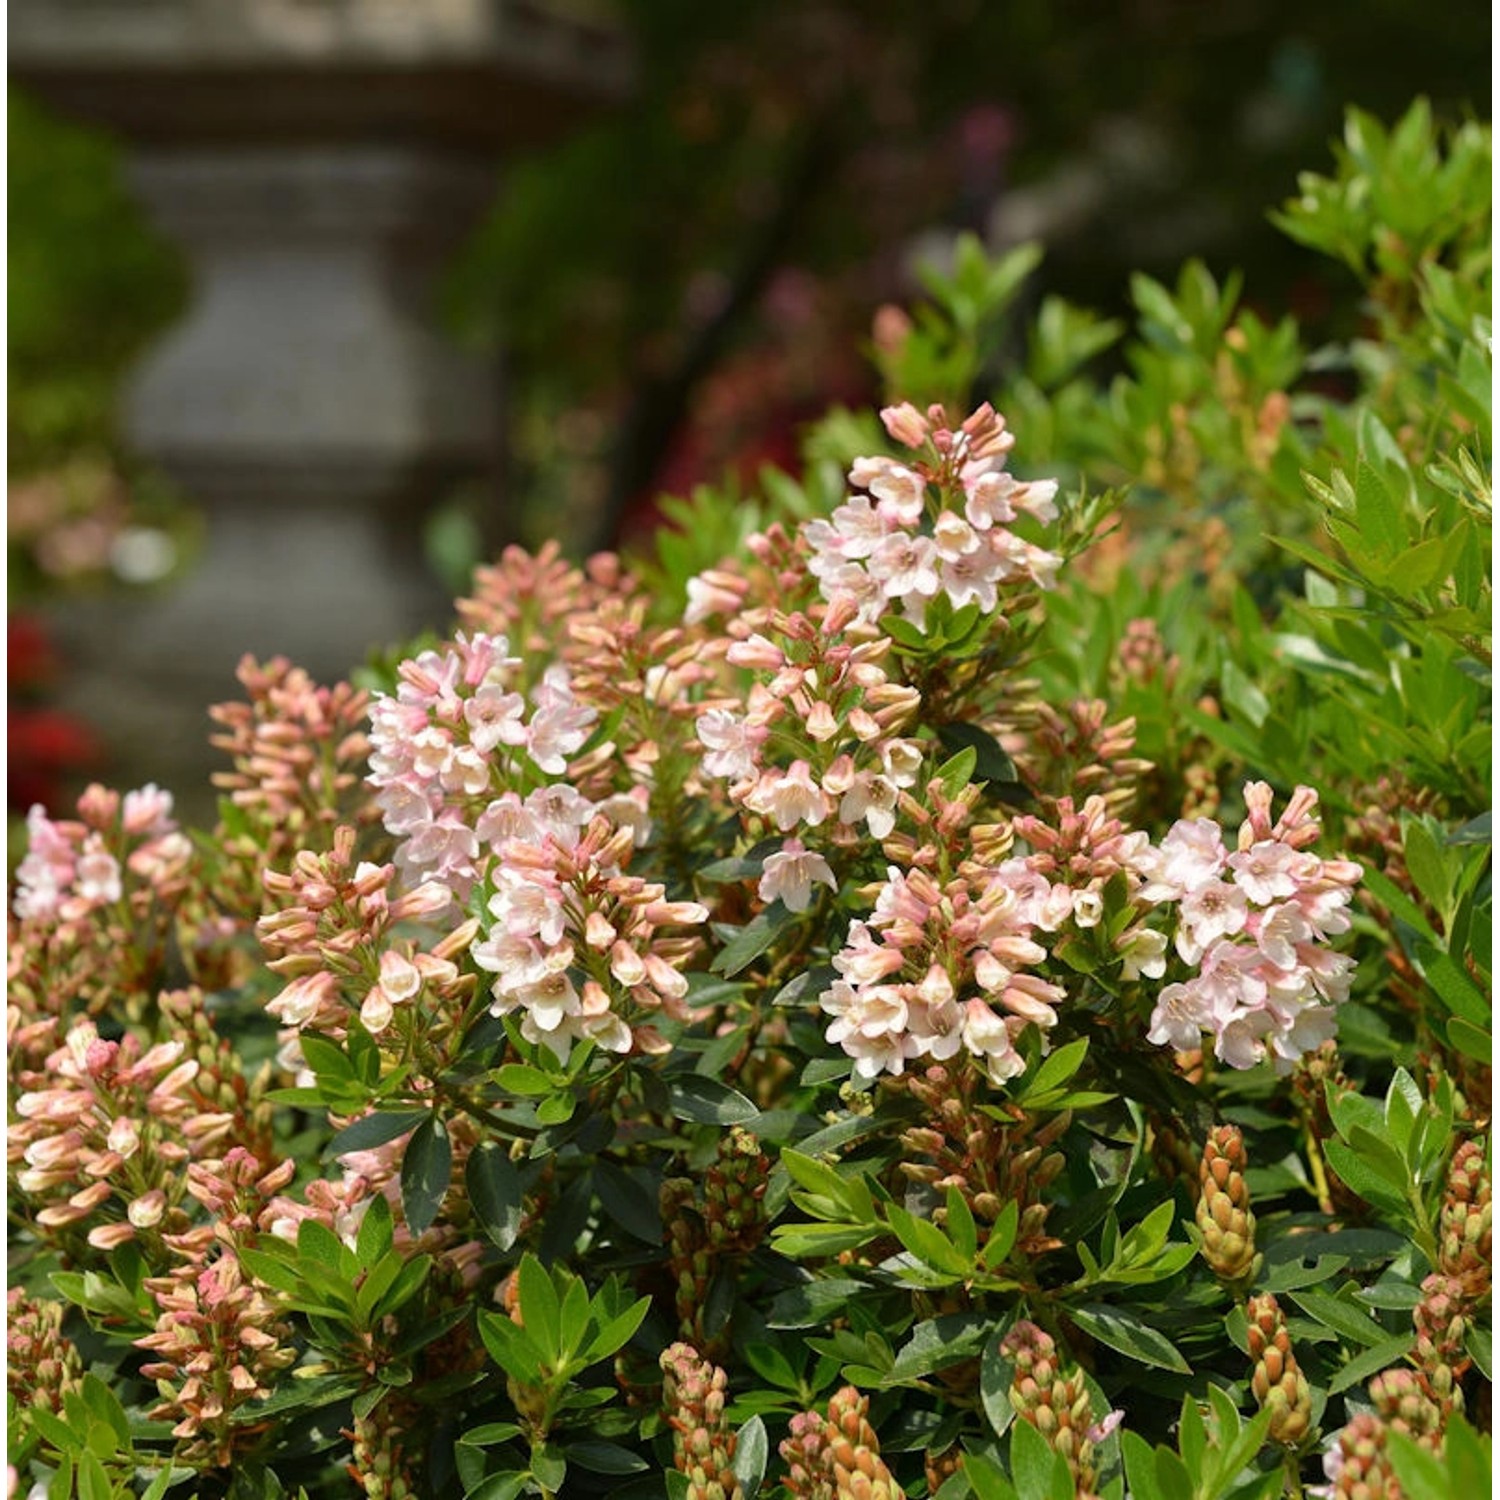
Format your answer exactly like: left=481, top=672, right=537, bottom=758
left=819, top=847, right=1068, bottom=1083
left=1142, top=783, right=1362, bottom=1072
left=258, top=824, right=470, bottom=1039
left=472, top=798, right=708, bottom=1062
left=9, top=783, right=193, bottom=1024
left=693, top=602, right=924, bottom=908
left=10, top=1018, right=214, bottom=1254
left=135, top=1251, right=296, bottom=1466
left=802, top=402, right=1061, bottom=629
left=367, top=630, right=597, bottom=902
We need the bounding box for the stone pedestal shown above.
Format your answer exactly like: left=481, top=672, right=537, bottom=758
left=11, top=0, right=630, bottom=813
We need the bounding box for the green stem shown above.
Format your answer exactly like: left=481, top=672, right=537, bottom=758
left=1303, top=1125, right=1336, bottom=1217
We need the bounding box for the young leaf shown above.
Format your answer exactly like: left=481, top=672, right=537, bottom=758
left=516, top=1255, right=562, bottom=1363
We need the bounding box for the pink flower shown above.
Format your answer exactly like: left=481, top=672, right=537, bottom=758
left=697, top=709, right=765, bottom=780
left=74, top=837, right=122, bottom=906
left=849, top=456, right=926, bottom=524
left=121, top=783, right=176, bottom=837
left=525, top=670, right=595, bottom=774
left=463, top=685, right=527, bottom=754
left=742, top=761, right=830, bottom=831
left=959, top=1001, right=1025, bottom=1084
left=758, top=840, right=837, bottom=913
left=1228, top=840, right=1309, bottom=904
left=1175, top=880, right=1249, bottom=963
left=867, top=533, right=940, bottom=601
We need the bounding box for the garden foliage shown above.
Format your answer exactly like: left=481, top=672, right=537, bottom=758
left=8, top=101, right=1492, bottom=1500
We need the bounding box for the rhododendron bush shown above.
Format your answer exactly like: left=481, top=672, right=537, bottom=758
left=8, top=103, right=1491, bottom=1500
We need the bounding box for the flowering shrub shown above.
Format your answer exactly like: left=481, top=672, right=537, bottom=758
left=8, top=102, right=1491, bottom=1500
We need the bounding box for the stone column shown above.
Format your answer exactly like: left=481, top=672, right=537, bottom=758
left=118, top=145, right=496, bottom=679
left=11, top=0, right=631, bottom=811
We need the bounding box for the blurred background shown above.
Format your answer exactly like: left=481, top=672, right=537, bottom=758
left=7, top=0, right=1491, bottom=822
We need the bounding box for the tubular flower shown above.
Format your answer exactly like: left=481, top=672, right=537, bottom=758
left=10, top=1019, right=206, bottom=1255
left=1412, top=1273, right=1472, bottom=1417
left=820, top=854, right=1065, bottom=1084
left=801, top=403, right=1060, bottom=632
left=1318, top=1413, right=1399, bottom=1500
left=6, top=1288, right=84, bottom=1414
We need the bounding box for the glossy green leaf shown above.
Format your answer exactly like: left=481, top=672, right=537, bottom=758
left=400, top=1113, right=452, bottom=1237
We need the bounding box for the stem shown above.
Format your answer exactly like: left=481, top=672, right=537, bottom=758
left=1283, top=1447, right=1305, bottom=1500
left=1303, top=1125, right=1336, bottom=1217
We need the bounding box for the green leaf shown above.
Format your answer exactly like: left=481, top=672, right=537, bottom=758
left=1120, top=1432, right=1165, bottom=1500
left=355, top=1192, right=395, bottom=1267
left=1466, top=1324, right=1492, bottom=1380
left=936, top=721, right=1018, bottom=783
left=886, top=1205, right=971, bottom=1277
left=1402, top=818, right=1453, bottom=920
left=459, top=1423, right=524, bottom=1447
left=299, top=1032, right=354, bottom=1082
left=516, top=1255, right=562, bottom=1363
left=400, top=1113, right=452, bottom=1238
left=1066, top=1304, right=1190, bottom=1373
left=712, top=901, right=798, bottom=977
left=935, top=746, right=978, bottom=798
left=467, top=1142, right=523, bottom=1252
left=584, top=1292, right=651, bottom=1363
left=1385, top=1431, right=1451, bottom=1500
left=1153, top=1446, right=1194, bottom=1500
left=1220, top=659, right=1270, bottom=729
left=494, top=1063, right=555, bottom=1096
left=965, top=1452, right=1021, bottom=1500
left=1442, top=1417, right=1491, bottom=1497
left=731, top=1415, right=768, bottom=1498
left=1322, top=1139, right=1412, bottom=1218
left=1328, top=1335, right=1417, bottom=1394
left=567, top=1440, right=648, bottom=1476
left=536, top=1092, right=575, bottom=1127
left=76, top=1451, right=111, bottom=1500
left=326, top=1109, right=427, bottom=1160
left=1286, top=1289, right=1390, bottom=1346
left=593, top=1161, right=663, bottom=1244
left=981, top=1328, right=1016, bottom=1439
left=765, top=1278, right=870, bottom=1329
left=945, top=1187, right=979, bottom=1262
left=668, top=1075, right=760, bottom=1125
left=1412, top=939, right=1491, bottom=1025
left=1011, top=1415, right=1068, bottom=1500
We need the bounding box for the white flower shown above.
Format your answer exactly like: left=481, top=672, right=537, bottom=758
left=1229, top=840, right=1309, bottom=905
left=464, top=685, right=527, bottom=754
left=1117, top=926, right=1168, bottom=980
left=74, top=839, right=122, bottom=906
left=849, top=456, right=926, bottom=524
left=867, top=533, right=940, bottom=601
left=1175, top=880, right=1249, bottom=964
left=758, top=839, right=837, bottom=913
left=698, top=709, right=763, bottom=780
left=743, top=761, right=830, bottom=831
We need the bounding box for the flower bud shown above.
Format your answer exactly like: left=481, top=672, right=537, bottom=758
left=1196, top=1125, right=1258, bottom=1282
